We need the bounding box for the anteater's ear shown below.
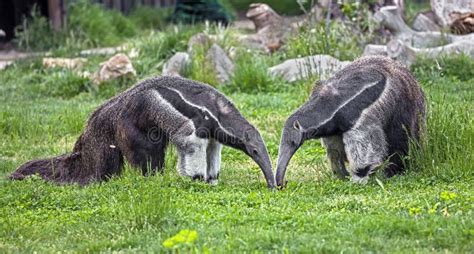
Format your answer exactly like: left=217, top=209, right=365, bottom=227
left=293, top=120, right=302, bottom=131
left=310, top=80, right=325, bottom=98
left=200, top=109, right=209, bottom=120
left=244, top=131, right=252, bottom=142
left=217, top=98, right=231, bottom=114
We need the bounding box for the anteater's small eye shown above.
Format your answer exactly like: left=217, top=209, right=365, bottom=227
left=293, top=120, right=301, bottom=130
left=252, top=148, right=258, bottom=155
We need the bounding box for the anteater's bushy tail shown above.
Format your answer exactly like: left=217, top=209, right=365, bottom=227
left=10, top=129, right=124, bottom=185
left=9, top=152, right=92, bottom=184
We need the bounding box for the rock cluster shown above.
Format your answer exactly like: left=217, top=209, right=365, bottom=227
left=92, top=53, right=136, bottom=84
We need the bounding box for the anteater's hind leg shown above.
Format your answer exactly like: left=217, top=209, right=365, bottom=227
left=83, top=141, right=124, bottom=182
left=140, top=126, right=169, bottom=176
left=321, top=135, right=349, bottom=179
left=151, top=138, right=168, bottom=175
left=384, top=123, right=410, bottom=177
left=384, top=152, right=404, bottom=178
left=117, top=121, right=169, bottom=176
left=343, top=124, right=388, bottom=184
left=206, top=139, right=222, bottom=185
left=137, top=134, right=169, bottom=176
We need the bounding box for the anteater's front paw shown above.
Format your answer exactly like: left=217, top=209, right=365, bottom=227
left=351, top=174, right=369, bottom=184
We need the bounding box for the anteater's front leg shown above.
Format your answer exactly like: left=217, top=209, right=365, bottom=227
left=343, top=124, right=387, bottom=184
left=206, top=139, right=222, bottom=185
left=174, top=132, right=209, bottom=181
left=117, top=121, right=169, bottom=176
left=321, top=135, right=349, bottom=179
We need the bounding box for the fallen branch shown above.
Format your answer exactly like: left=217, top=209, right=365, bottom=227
left=375, top=6, right=474, bottom=47
left=385, top=39, right=474, bottom=66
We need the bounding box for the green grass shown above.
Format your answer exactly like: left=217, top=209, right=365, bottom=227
left=1, top=55, right=473, bottom=252
left=286, top=20, right=376, bottom=61
left=1, top=12, right=474, bottom=253
left=405, top=1, right=432, bottom=25
left=188, top=40, right=219, bottom=87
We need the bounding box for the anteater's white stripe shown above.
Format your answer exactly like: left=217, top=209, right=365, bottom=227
left=352, top=79, right=389, bottom=130
left=314, top=80, right=381, bottom=130
left=165, top=87, right=237, bottom=139
left=150, top=89, right=196, bottom=133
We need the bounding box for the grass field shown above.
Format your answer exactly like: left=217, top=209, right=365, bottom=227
left=1, top=3, right=473, bottom=252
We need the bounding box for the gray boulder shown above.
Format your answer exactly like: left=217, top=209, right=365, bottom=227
left=162, top=52, right=190, bottom=77
left=269, top=55, right=350, bottom=82
left=188, top=33, right=212, bottom=52
left=206, top=44, right=234, bottom=84
left=413, top=13, right=440, bottom=32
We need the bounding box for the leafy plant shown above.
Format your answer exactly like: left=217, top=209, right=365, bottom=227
left=411, top=54, right=474, bottom=82
left=14, top=6, right=64, bottom=51
left=405, top=0, right=431, bottom=25
left=15, top=1, right=138, bottom=51
left=67, top=0, right=137, bottom=47
left=286, top=21, right=368, bottom=61
left=227, top=49, right=280, bottom=93
left=162, top=229, right=199, bottom=249
left=187, top=42, right=219, bottom=87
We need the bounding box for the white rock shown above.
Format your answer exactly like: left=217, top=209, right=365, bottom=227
left=206, top=44, right=234, bottom=84
left=269, top=55, right=350, bottom=82
left=187, top=33, right=212, bottom=52
left=363, top=44, right=388, bottom=56
left=92, top=53, right=136, bottom=85
left=412, top=13, right=440, bottom=32
left=162, top=52, right=190, bottom=77
left=43, top=57, right=87, bottom=69
left=0, top=61, right=13, bottom=70
left=80, top=46, right=125, bottom=56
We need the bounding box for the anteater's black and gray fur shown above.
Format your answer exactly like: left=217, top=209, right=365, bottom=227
left=11, top=76, right=276, bottom=188
left=276, top=56, right=426, bottom=186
